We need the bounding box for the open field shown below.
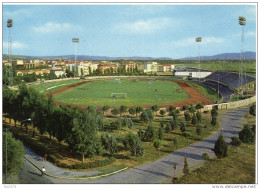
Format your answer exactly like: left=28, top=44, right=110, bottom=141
left=177, top=62, right=256, bottom=76
left=52, top=79, right=190, bottom=107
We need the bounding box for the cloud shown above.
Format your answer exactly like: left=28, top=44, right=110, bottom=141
left=173, top=36, right=225, bottom=47
left=3, top=41, right=28, bottom=49
left=113, top=17, right=174, bottom=34
left=4, top=7, right=33, bottom=18
left=32, top=22, right=73, bottom=34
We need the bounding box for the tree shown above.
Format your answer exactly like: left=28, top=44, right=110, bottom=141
left=191, top=114, right=198, bottom=126
left=144, top=124, right=157, bottom=142
left=159, top=109, right=166, bottom=116
left=158, top=127, right=165, bottom=140
left=183, top=155, right=189, bottom=175
left=160, top=121, right=164, bottom=128
left=169, top=105, right=176, bottom=112
left=136, top=106, right=143, bottom=117
left=184, top=111, right=191, bottom=121
left=249, top=104, right=256, bottom=116
left=153, top=139, right=162, bottom=155
left=188, top=104, right=196, bottom=115
left=239, top=125, right=255, bottom=145
left=120, top=105, right=128, bottom=116
left=102, top=105, right=110, bottom=116
left=196, top=123, right=202, bottom=135
left=128, top=108, right=136, bottom=117
left=182, top=104, right=189, bottom=111
left=101, top=132, right=110, bottom=150
left=151, top=105, right=159, bottom=115
left=196, top=111, right=202, bottom=123
left=108, top=135, right=118, bottom=156
left=180, top=120, right=186, bottom=133
left=130, top=135, right=144, bottom=157
left=3, top=131, right=25, bottom=180
left=140, top=110, right=150, bottom=123
left=165, top=122, right=172, bottom=133
left=213, top=132, right=228, bottom=158
left=196, top=103, right=204, bottom=110
left=111, top=108, right=120, bottom=117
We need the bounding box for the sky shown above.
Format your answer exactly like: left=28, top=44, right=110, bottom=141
left=2, top=3, right=257, bottom=59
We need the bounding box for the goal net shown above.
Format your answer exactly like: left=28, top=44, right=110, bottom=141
left=111, top=93, right=127, bottom=99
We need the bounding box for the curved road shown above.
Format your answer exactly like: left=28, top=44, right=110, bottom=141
left=17, top=106, right=250, bottom=184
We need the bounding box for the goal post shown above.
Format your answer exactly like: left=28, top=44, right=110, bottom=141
left=111, top=93, right=127, bottom=99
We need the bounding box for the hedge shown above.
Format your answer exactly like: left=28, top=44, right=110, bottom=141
left=57, top=157, right=116, bottom=169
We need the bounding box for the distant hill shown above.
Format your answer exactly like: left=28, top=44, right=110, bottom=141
left=2, top=51, right=256, bottom=61
left=2, top=54, right=172, bottom=61
left=182, top=51, right=256, bottom=60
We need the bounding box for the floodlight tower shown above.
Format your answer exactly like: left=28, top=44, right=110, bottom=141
left=7, top=19, right=13, bottom=86
left=238, top=16, right=246, bottom=96
left=195, top=37, right=202, bottom=81
left=72, top=38, right=79, bottom=77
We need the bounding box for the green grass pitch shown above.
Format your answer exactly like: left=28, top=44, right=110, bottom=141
left=52, top=79, right=190, bottom=107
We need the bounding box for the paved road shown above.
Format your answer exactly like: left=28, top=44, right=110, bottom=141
left=16, top=106, right=249, bottom=184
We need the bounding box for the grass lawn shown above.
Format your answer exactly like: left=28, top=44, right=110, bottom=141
left=29, top=79, right=84, bottom=94
left=175, top=113, right=256, bottom=184
left=180, top=62, right=256, bottom=76
left=52, top=79, right=190, bottom=107
left=175, top=143, right=255, bottom=184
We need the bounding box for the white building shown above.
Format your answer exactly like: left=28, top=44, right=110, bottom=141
left=50, top=69, right=65, bottom=77
left=144, top=62, right=158, bottom=73
left=173, top=66, right=212, bottom=79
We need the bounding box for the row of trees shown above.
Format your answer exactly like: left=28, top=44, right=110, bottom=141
left=3, top=84, right=106, bottom=162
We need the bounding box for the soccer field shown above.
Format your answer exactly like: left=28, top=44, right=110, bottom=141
left=52, top=79, right=190, bottom=107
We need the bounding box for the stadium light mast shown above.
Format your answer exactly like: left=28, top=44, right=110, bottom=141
left=195, top=37, right=202, bottom=81
left=238, top=16, right=246, bottom=96
left=72, top=38, right=79, bottom=77
left=7, top=19, right=13, bottom=86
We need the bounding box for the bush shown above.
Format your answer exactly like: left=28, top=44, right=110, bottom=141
left=159, top=109, right=166, bottom=116
left=70, top=157, right=116, bottom=169
left=182, top=105, right=189, bottom=111
left=202, top=153, right=210, bottom=160
left=183, top=131, right=193, bottom=138
left=230, top=136, right=242, bottom=146
left=239, top=125, right=255, bottom=144
left=48, top=154, right=58, bottom=164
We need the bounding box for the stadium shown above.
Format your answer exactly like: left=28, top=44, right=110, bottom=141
left=29, top=68, right=256, bottom=110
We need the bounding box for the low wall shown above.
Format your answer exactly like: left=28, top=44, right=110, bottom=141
left=198, top=95, right=256, bottom=113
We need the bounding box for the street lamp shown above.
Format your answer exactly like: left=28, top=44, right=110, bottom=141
left=195, top=37, right=202, bottom=81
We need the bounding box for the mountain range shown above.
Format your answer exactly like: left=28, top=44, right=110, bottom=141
left=2, top=51, right=256, bottom=61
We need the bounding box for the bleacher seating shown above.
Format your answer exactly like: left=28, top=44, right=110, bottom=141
left=205, top=71, right=255, bottom=90
left=192, top=80, right=234, bottom=101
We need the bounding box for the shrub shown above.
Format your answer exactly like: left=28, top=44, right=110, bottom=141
left=213, top=132, right=228, bottom=158
left=169, top=106, right=176, bottom=112
left=182, top=105, right=189, bottom=111
left=48, top=154, right=58, bottom=164
left=70, top=157, right=116, bottom=169
left=183, top=131, right=193, bottom=138
left=159, top=109, right=166, bottom=116
left=230, top=136, right=242, bottom=146
left=184, top=111, right=191, bottom=121
left=202, top=153, right=210, bottom=160
left=239, top=125, right=255, bottom=144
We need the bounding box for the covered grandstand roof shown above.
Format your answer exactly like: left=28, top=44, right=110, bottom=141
left=205, top=71, right=256, bottom=89
left=173, top=66, right=211, bottom=72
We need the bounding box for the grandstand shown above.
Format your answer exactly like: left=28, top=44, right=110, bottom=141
left=193, top=71, right=255, bottom=102
left=205, top=71, right=256, bottom=91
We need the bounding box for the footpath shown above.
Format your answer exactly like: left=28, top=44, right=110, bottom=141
left=23, top=106, right=249, bottom=184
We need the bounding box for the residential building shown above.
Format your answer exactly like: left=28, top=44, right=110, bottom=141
left=158, top=64, right=175, bottom=72
left=144, top=62, right=158, bottom=73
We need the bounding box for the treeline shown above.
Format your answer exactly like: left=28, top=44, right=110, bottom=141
left=3, top=84, right=106, bottom=163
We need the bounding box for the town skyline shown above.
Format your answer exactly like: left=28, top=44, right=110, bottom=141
left=3, top=3, right=256, bottom=59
